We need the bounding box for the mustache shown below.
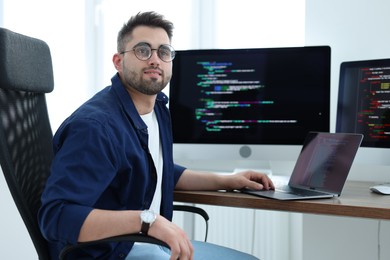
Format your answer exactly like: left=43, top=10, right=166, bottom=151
left=143, top=66, right=163, bottom=73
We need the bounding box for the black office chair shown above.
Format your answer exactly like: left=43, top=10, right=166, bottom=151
left=0, top=28, right=258, bottom=260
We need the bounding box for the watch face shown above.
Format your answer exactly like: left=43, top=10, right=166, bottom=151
left=141, top=210, right=156, bottom=223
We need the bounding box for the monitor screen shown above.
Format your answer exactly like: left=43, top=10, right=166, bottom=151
left=336, top=58, right=390, bottom=147
left=169, top=46, right=331, bottom=145
left=168, top=46, right=331, bottom=172
left=336, top=58, right=390, bottom=169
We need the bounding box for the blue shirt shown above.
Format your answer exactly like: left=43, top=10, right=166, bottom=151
left=38, top=73, right=185, bottom=259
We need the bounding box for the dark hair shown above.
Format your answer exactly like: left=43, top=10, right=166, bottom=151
left=117, top=11, right=174, bottom=52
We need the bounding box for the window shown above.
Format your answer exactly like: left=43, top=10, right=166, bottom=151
left=1, top=0, right=88, bottom=130
left=213, top=0, right=305, bottom=48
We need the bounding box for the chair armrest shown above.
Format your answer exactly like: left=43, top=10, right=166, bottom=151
left=173, top=204, right=209, bottom=242
left=59, top=233, right=168, bottom=260
left=173, top=205, right=209, bottom=222
left=60, top=205, right=209, bottom=259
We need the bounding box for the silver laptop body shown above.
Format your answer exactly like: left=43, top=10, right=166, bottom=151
left=242, top=132, right=363, bottom=200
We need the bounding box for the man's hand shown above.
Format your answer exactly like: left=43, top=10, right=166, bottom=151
left=223, top=171, right=275, bottom=191
left=148, top=215, right=194, bottom=260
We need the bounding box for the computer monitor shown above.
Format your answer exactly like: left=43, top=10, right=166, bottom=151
left=169, top=46, right=331, bottom=173
left=336, top=58, right=390, bottom=168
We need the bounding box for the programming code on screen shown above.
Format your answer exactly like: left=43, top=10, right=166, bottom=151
left=169, top=47, right=331, bottom=145
left=195, top=60, right=297, bottom=133
left=304, top=136, right=351, bottom=190
left=357, top=66, right=390, bottom=141
left=337, top=60, right=390, bottom=147
left=290, top=133, right=361, bottom=192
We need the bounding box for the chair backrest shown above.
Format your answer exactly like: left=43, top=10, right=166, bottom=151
left=0, top=28, right=54, bottom=260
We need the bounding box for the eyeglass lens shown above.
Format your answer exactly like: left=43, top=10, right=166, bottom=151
left=134, top=44, right=175, bottom=62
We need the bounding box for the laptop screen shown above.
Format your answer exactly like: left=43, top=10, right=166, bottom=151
left=289, top=132, right=363, bottom=193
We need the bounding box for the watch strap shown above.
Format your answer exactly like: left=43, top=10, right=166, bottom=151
left=141, top=221, right=150, bottom=235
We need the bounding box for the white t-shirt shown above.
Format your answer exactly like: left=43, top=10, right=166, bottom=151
left=140, top=110, right=163, bottom=214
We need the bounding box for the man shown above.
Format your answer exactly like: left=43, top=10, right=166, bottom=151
left=38, top=11, right=274, bottom=260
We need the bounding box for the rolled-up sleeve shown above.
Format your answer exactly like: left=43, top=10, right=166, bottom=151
left=173, top=164, right=186, bottom=185
left=38, top=117, right=118, bottom=245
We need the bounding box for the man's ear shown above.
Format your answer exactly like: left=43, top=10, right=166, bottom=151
left=112, top=53, right=122, bottom=71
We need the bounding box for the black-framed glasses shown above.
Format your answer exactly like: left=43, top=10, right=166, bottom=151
left=120, top=43, right=175, bottom=62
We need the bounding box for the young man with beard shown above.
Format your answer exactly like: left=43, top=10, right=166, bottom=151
left=39, top=11, right=274, bottom=260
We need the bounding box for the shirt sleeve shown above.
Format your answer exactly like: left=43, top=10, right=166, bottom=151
left=173, top=164, right=186, bottom=185
left=38, top=117, right=118, bottom=244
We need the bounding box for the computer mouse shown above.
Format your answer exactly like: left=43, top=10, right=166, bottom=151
left=370, top=185, right=390, bottom=195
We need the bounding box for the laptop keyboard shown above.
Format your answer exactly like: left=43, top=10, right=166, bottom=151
left=278, top=186, right=329, bottom=197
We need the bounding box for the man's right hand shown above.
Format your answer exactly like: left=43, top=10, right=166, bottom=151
left=148, top=215, right=194, bottom=260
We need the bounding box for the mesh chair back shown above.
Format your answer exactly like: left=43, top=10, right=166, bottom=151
left=0, top=28, right=54, bottom=260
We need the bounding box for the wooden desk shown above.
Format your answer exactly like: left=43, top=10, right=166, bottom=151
left=174, top=181, right=390, bottom=220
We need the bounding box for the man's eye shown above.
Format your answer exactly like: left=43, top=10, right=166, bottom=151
left=137, top=47, right=149, bottom=54
left=159, top=50, right=169, bottom=57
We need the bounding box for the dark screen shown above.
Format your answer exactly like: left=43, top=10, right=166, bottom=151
left=336, top=58, right=390, bottom=148
left=289, top=132, right=363, bottom=193
left=169, top=46, right=331, bottom=145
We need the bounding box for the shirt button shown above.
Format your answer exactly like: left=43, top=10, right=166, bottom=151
left=118, top=253, right=125, bottom=258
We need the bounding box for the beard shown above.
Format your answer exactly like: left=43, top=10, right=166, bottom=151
left=122, top=65, right=171, bottom=95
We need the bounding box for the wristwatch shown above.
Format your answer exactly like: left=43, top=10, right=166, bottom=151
left=140, top=209, right=156, bottom=235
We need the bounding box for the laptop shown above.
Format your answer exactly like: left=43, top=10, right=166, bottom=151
left=242, top=132, right=363, bottom=200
